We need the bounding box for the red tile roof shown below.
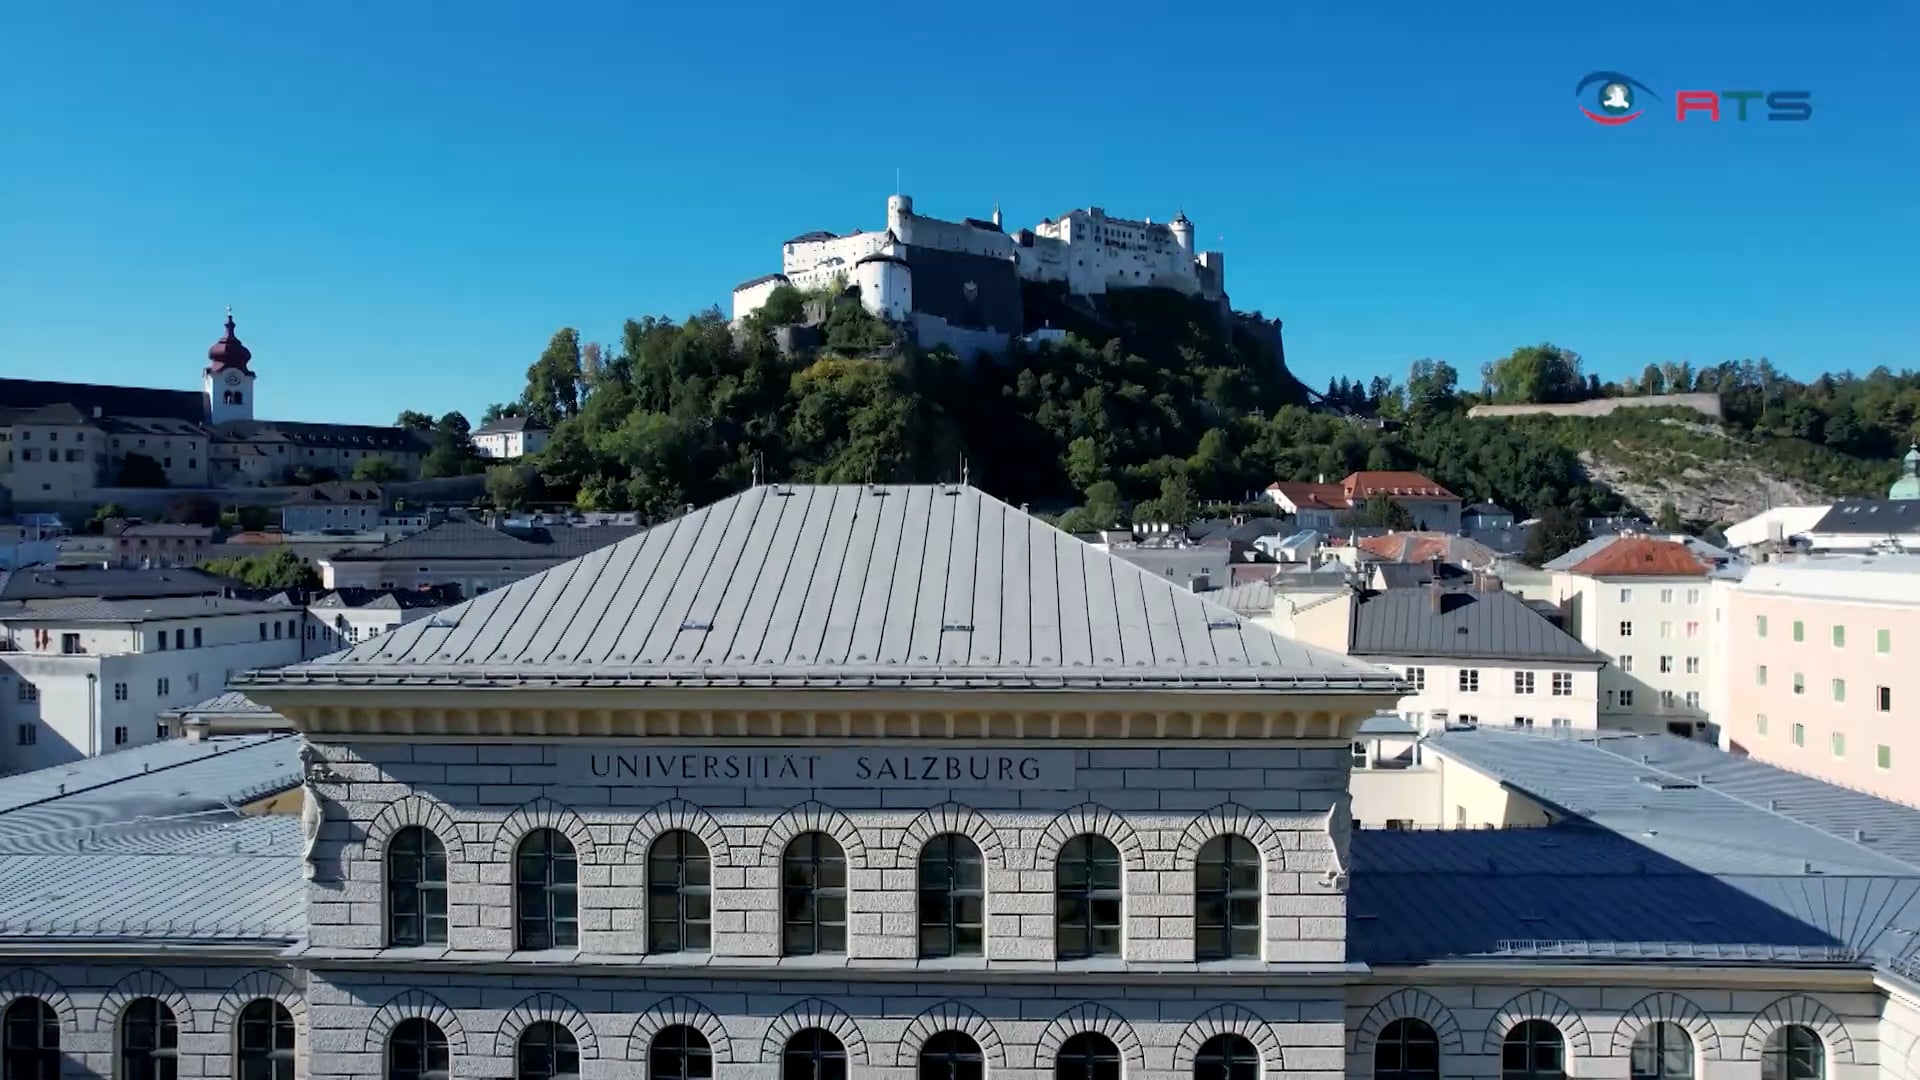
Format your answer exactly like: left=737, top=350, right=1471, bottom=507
left=1266, top=481, right=1352, bottom=511
left=1355, top=531, right=1498, bottom=565
left=1570, top=537, right=1710, bottom=577
left=1342, top=471, right=1457, bottom=500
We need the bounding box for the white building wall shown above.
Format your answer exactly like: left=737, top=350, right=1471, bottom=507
left=1365, top=655, right=1601, bottom=732
left=0, top=612, right=305, bottom=770
left=303, top=604, right=445, bottom=658
left=1554, top=573, right=1714, bottom=735
left=731, top=276, right=794, bottom=322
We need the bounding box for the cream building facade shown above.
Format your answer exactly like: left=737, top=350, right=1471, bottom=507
left=1, top=487, right=1918, bottom=1080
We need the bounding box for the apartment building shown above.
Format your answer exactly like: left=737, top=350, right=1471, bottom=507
left=1292, top=580, right=1605, bottom=733
left=1546, top=535, right=1734, bottom=738
left=0, top=566, right=304, bottom=770
left=1722, top=553, right=1917, bottom=807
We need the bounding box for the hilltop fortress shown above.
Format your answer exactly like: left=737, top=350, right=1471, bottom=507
left=732, top=194, right=1227, bottom=355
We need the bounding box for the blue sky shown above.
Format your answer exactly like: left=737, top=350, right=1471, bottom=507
left=2, top=1, right=1914, bottom=425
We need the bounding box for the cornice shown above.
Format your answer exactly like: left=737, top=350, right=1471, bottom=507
left=252, top=686, right=1396, bottom=742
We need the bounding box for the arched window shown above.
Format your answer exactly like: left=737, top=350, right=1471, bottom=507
left=1194, top=834, right=1261, bottom=960
left=1762, top=1025, right=1824, bottom=1080
left=1631, top=1022, right=1694, bottom=1080
left=517, top=1022, right=579, bottom=1080
left=2, top=997, right=60, bottom=1080
left=1373, top=1018, right=1439, bottom=1080
left=120, top=998, right=179, bottom=1080
left=1055, top=834, right=1122, bottom=959
left=782, top=1029, right=847, bottom=1080
left=649, top=1024, right=713, bottom=1080
left=388, top=826, right=448, bottom=947
left=1056, top=1032, right=1121, bottom=1080
left=781, top=832, right=846, bottom=956
left=515, top=828, right=578, bottom=950
left=647, top=831, right=712, bottom=954
left=920, top=1031, right=984, bottom=1080
left=918, top=834, right=984, bottom=958
left=236, top=1000, right=295, bottom=1080
left=1501, top=1021, right=1565, bottom=1080
left=388, top=1018, right=449, bottom=1080
left=1194, top=1033, right=1258, bottom=1080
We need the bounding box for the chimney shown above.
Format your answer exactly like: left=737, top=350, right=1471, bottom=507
left=183, top=716, right=211, bottom=743
left=1482, top=573, right=1503, bottom=593
left=1428, top=581, right=1443, bottom=613
left=92, top=405, right=103, bottom=419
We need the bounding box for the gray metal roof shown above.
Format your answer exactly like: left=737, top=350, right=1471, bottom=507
left=0, top=734, right=305, bottom=946
left=0, top=595, right=293, bottom=623
left=0, top=816, right=303, bottom=944
left=1348, top=588, right=1604, bottom=664
left=1813, top=498, right=1920, bottom=536
left=1356, top=728, right=1920, bottom=972
left=0, top=566, right=235, bottom=601
left=0, top=733, right=299, bottom=818
left=244, top=484, right=1401, bottom=693
left=158, top=690, right=277, bottom=720
left=1216, top=580, right=1275, bottom=617
left=327, top=520, right=642, bottom=563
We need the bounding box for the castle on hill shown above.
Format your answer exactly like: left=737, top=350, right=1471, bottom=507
left=731, top=195, right=1228, bottom=356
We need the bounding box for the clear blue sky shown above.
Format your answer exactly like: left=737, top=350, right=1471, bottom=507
left=2, top=1, right=1913, bottom=426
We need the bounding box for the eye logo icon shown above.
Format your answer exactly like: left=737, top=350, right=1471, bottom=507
left=1576, top=71, right=1658, bottom=125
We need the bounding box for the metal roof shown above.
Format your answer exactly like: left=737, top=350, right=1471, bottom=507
left=1357, top=728, right=1920, bottom=971
left=1349, top=588, right=1604, bottom=664
left=1812, top=499, right=1920, bottom=536
left=0, top=733, right=299, bottom=818
left=0, top=595, right=293, bottom=623
left=244, top=484, right=1402, bottom=693
left=326, top=520, right=642, bottom=563
left=1735, top=554, right=1920, bottom=605
left=158, top=690, right=277, bottom=720
left=0, top=816, right=303, bottom=944
left=0, top=566, right=236, bottom=601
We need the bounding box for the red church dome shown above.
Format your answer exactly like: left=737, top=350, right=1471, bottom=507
left=207, top=309, right=252, bottom=373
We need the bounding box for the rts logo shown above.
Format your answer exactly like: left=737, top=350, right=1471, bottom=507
left=1574, top=71, right=1813, bottom=125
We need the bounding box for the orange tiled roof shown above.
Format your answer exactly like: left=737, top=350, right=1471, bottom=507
left=1355, top=531, right=1497, bottom=565
left=1342, top=471, right=1457, bottom=499
left=1569, top=536, right=1710, bottom=577
left=1266, top=481, right=1352, bottom=511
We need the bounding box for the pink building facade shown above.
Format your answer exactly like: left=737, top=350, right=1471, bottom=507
left=1723, top=555, right=1918, bottom=807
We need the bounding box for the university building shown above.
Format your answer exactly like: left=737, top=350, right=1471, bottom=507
left=0, top=486, right=1915, bottom=1080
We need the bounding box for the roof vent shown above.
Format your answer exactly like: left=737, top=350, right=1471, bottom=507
left=1206, top=618, right=1239, bottom=630
left=1637, top=776, right=1696, bottom=790
left=942, top=623, right=974, bottom=633
left=681, top=620, right=713, bottom=632
left=1855, top=828, right=1869, bottom=842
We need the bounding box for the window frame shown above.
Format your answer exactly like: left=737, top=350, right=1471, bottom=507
left=2, top=996, right=60, bottom=1080
left=517, top=1021, right=580, bottom=1080
left=917, top=833, right=985, bottom=959
left=781, top=831, right=848, bottom=957
left=387, top=1018, right=450, bottom=1080
left=1501, top=1020, right=1565, bottom=1080
left=649, top=1024, right=714, bottom=1080
left=235, top=999, right=297, bottom=1080
left=1057, top=1032, right=1122, bottom=1080
left=783, top=1029, right=848, bottom=1080
left=1194, top=834, right=1261, bottom=961
left=1760, top=1025, right=1824, bottom=1080
left=1630, top=1022, right=1694, bottom=1080
left=1055, top=833, right=1123, bottom=960
left=1373, top=1018, right=1440, bottom=1080
left=1194, top=1033, right=1260, bottom=1080
left=119, top=997, right=179, bottom=1080
left=919, top=1031, right=985, bottom=1080
left=388, top=826, right=449, bottom=947
left=514, top=828, right=580, bottom=950
left=647, top=829, right=713, bottom=955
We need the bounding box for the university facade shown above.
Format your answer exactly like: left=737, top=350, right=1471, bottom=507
left=1, top=486, right=1914, bottom=1080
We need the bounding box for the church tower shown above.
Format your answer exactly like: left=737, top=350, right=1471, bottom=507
left=203, top=308, right=256, bottom=425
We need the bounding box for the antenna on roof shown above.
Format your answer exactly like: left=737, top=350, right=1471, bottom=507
left=751, top=452, right=763, bottom=487
left=959, top=455, right=970, bottom=486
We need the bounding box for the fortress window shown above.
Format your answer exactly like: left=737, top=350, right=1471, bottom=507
left=784, top=1030, right=847, bottom=1080
left=1501, top=1021, right=1565, bottom=1080
left=1057, top=1033, right=1121, bottom=1080
left=1630, top=1023, right=1694, bottom=1080
left=1374, top=1019, right=1441, bottom=1080
left=920, top=1032, right=984, bottom=1080
left=517, top=1022, right=579, bottom=1080
left=1762, top=1026, right=1823, bottom=1080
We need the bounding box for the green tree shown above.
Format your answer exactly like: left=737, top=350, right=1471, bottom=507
left=395, top=410, right=435, bottom=431
left=1485, top=343, right=1586, bottom=404
left=486, top=463, right=540, bottom=510
left=352, top=456, right=405, bottom=482
left=1657, top=499, right=1684, bottom=533
left=1353, top=494, right=1415, bottom=530
left=202, top=549, right=320, bottom=590
left=1065, top=436, right=1107, bottom=489
left=523, top=328, right=584, bottom=428
left=85, top=503, right=125, bottom=535
left=1082, top=480, right=1123, bottom=528
left=422, top=412, right=485, bottom=479
left=115, top=453, right=167, bottom=487
left=1525, top=505, right=1587, bottom=565
left=163, top=495, right=220, bottom=526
